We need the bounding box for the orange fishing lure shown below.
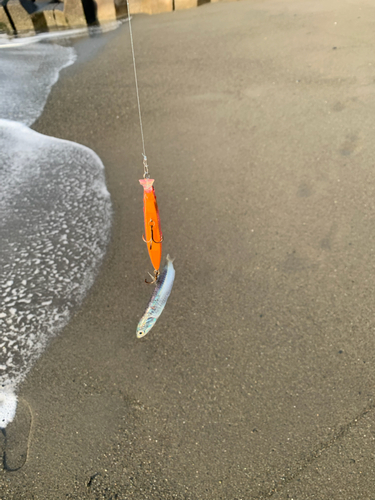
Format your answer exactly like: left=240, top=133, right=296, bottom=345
left=139, top=178, right=163, bottom=277
left=125, top=2, right=165, bottom=284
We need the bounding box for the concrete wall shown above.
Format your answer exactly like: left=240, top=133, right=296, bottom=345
left=0, top=6, right=14, bottom=34
left=0, top=0, right=85, bottom=35
left=128, top=0, right=172, bottom=15
left=0, top=0, right=235, bottom=36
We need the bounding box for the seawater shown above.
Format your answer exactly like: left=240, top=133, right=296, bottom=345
left=0, top=39, right=112, bottom=426
left=0, top=42, right=76, bottom=125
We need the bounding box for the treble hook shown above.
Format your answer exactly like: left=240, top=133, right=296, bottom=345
left=142, top=219, right=164, bottom=249
left=145, top=268, right=160, bottom=285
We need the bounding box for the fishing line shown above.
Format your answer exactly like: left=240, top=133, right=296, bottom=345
left=126, top=2, right=176, bottom=337
left=125, top=0, right=149, bottom=178
left=125, top=0, right=163, bottom=279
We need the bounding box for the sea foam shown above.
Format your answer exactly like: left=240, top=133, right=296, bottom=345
left=0, top=39, right=112, bottom=427
left=0, top=42, right=76, bottom=126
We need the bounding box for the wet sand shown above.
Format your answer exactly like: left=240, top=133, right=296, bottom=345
left=2, top=0, right=375, bottom=497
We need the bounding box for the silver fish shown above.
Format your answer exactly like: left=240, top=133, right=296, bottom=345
left=136, top=255, right=175, bottom=338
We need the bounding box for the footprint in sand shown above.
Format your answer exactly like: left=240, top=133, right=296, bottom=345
left=340, top=134, right=359, bottom=156
left=1, top=398, right=32, bottom=472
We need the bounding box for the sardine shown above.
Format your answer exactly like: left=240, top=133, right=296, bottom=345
left=136, top=255, right=175, bottom=338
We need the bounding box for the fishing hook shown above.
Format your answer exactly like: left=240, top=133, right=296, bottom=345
left=145, top=269, right=160, bottom=285
left=142, top=219, right=164, bottom=249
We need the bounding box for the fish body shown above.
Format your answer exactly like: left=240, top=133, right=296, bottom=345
left=136, top=255, right=175, bottom=338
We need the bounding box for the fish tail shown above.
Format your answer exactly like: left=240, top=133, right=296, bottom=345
left=166, top=254, right=175, bottom=263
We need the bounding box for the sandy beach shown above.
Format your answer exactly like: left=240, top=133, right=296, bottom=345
left=2, top=0, right=375, bottom=497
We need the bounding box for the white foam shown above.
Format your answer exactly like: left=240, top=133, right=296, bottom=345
left=0, top=42, right=76, bottom=126
left=0, top=28, right=90, bottom=48
left=0, top=120, right=112, bottom=395
left=0, top=387, right=17, bottom=428
left=0, top=20, right=125, bottom=49
left=0, top=30, right=114, bottom=426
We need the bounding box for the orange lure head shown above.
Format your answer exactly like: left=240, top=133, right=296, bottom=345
left=139, top=178, right=163, bottom=272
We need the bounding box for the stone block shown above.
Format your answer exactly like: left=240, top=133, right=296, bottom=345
left=42, top=9, right=56, bottom=28
left=114, top=0, right=127, bottom=18
left=41, top=5, right=69, bottom=30
left=126, top=0, right=142, bottom=14
left=30, top=11, right=49, bottom=32
left=6, top=0, right=34, bottom=33
left=42, top=9, right=67, bottom=29
left=96, top=0, right=116, bottom=23
left=128, top=0, right=172, bottom=15
left=174, top=0, right=196, bottom=9
left=0, top=5, right=13, bottom=34
left=64, top=0, right=86, bottom=27
left=53, top=7, right=69, bottom=28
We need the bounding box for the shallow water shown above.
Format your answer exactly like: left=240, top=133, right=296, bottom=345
left=0, top=37, right=112, bottom=426
left=0, top=43, right=76, bottom=126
